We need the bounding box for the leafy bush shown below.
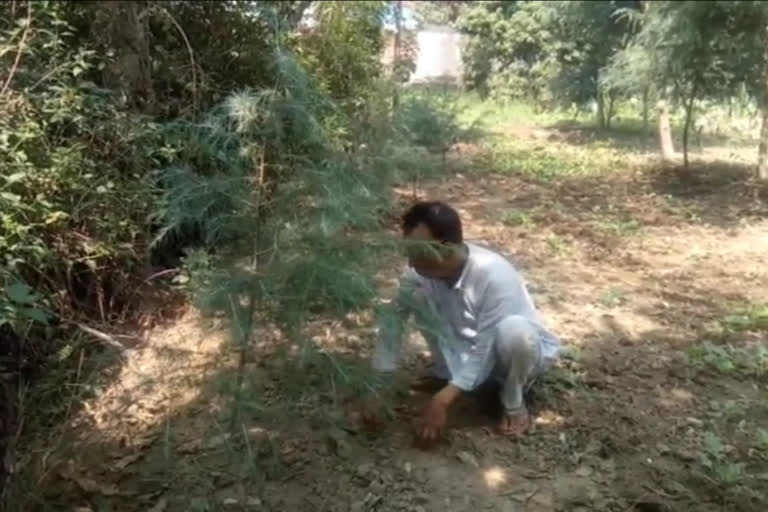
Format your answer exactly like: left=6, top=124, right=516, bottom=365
left=1, top=3, right=156, bottom=327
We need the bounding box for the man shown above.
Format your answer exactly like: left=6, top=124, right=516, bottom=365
left=367, top=201, right=560, bottom=444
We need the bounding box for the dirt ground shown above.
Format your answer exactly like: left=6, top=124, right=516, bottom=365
left=7, top=124, right=768, bottom=512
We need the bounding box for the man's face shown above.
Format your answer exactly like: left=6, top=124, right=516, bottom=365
left=404, top=223, right=449, bottom=279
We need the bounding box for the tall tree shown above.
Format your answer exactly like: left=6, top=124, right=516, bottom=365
left=548, top=1, right=641, bottom=128
left=405, top=0, right=471, bottom=27
left=758, top=31, right=768, bottom=180
left=392, top=0, right=403, bottom=111
left=91, top=1, right=154, bottom=112
left=457, top=1, right=552, bottom=102
left=457, top=0, right=639, bottom=119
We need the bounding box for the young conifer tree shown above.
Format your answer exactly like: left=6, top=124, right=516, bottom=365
left=153, top=7, right=420, bottom=429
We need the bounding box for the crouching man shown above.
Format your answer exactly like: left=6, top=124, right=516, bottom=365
left=366, top=201, right=560, bottom=445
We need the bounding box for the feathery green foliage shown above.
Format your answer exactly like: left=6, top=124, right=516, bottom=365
left=154, top=22, right=466, bottom=422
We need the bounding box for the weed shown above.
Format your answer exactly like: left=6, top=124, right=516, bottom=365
left=598, top=287, right=628, bottom=308
left=687, top=341, right=768, bottom=379
left=546, top=234, right=568, bottom=255
left=700, top=431, right=746, bottom=487
left=722, top=303, right=768, bottom=332
left=598, top=218, right=641, bottom=237
left=688, top=342, right=739, bottom=374
left=539, top=346, right=585, bottom=394
left=540, top=366, right=583, bottom=395
left=754, top=429, right=768, bottom=458
left=501, top=208, right=535, bottom=227
left=708, top=399, right=747, bottom=421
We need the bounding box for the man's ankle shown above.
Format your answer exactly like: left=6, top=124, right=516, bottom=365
left=503, top=405, right=529, bottom=418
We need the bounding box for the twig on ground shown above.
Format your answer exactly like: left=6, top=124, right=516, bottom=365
left=642, top=483, right=679, bottom=500
left=67, top=321, right=142, bottom=353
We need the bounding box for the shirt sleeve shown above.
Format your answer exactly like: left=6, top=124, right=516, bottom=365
left=450, top=272, right=522, bottom=391
left=372, top=268, right=421, bottom=372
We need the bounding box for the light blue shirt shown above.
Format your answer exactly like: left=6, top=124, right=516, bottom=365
left=373, top=243, right=560, bottom=391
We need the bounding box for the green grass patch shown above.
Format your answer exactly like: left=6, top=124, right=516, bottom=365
left=700, top=431, right=747, bottom=488
left=597, top=217, right=642, bottom=237
left=471, top=136, right=627, bottom=181
left=687, top=341, right=768, bottom=379
left=722, top=304, right=768, bottom=332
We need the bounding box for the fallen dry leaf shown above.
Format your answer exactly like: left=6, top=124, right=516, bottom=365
left=111, top=451, right=145, bottom=471
left=59, top=461, right=135, bottom=497
left=65, top=473, right=124, bottom=496
left=456, top=450, right=479, bottom=468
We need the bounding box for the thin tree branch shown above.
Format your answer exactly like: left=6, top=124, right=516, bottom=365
left=0, top=1, right=32, bottom=99
left=154, top=5, right=198, bottom=113
left=26, top=62, right=69, bottom=93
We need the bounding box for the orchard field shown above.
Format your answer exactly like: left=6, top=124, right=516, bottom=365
left=2, top=2, right=768, bottom=511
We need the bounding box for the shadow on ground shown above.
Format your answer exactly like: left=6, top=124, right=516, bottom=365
left=5, top=217, right=767, bottom=512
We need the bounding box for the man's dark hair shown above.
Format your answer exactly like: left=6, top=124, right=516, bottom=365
left=401, top=201, right=463, bottom=244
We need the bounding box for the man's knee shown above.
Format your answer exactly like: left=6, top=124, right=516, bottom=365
left=494, top=315, right=538, bottom=363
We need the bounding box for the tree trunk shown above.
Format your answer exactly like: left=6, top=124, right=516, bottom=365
left=281, top=0, right=313, bottom=30
left=92, top=1, right=154, bottom=113
left=682, top=84, right=697, bottom=169
left=392, top=0, right=402, bottom=112
left=757, top=26, right=768, bottom=181
left=642, top=86, right=650, bottom=130
left=597, top=93, right=606, bottom=128
left=758, top=110, right=768, bottom=180
left=657, top=99, right=675, bottom=162
left=606, top=90, right=616, bottom=129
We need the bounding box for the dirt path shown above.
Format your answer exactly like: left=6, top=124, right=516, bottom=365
left=11, top=127, right=768, bottom=512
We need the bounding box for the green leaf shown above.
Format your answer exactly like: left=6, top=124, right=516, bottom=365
left=703, top=432, right=724, bottom=459
left=3, top=172, right=26, bottom=184
left=20, top=306, right=50, bottom=324
left=0, top=192, right=21, bottom=203
left=6, top=282, right=36, bottom=305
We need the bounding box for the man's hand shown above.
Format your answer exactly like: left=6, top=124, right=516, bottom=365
left=415, top=384, right=461, bottom=449
left=360, top=397, right=386, bottom=432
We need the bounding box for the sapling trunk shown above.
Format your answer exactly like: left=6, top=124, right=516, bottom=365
left=657, top=99, right=675, bottom=162
left=230, top=290, right=256, bottom=433
left=642, top=86, right=649, bottom=130
left=757, top=25, right=768, bottom=181
left=682, top=82, right=698, bottom=169
left=606, top=90, right=616, bottom=130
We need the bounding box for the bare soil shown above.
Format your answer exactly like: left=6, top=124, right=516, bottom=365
left=7, top=125, right=768, bottom=512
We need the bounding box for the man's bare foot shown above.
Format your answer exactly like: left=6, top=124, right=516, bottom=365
left=496, top=410, right=531, bottom=437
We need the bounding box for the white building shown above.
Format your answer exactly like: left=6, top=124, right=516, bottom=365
left=408, top=25, right=464, bottom=85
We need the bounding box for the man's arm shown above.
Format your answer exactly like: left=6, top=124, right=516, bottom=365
left=371, top=268, right=421, bottom=372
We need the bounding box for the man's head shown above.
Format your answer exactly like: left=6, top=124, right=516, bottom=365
left=401, top=201, right=465, bottom=280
